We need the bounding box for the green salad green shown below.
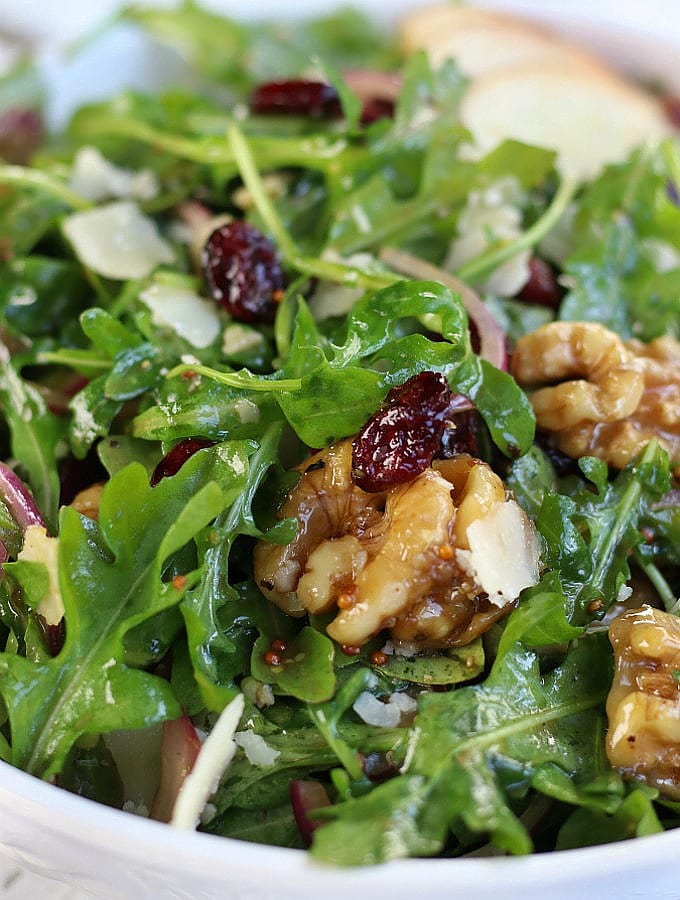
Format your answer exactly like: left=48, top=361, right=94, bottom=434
left=1, top=0, right=680, bottom=865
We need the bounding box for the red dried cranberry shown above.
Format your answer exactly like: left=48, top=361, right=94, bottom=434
left=438, top=405, right=480, bottom=459
left=362, top=751, right=399, bottom=784
left=150, top=437, right=215, bottom=487
left=517, top=257, right=561, bottom=308
left=202, top=221, right=285, bottom=324
left=359, top=97, right=395, bottom=126
left=352, top=371, right=453, bottom=492
left=46, top=619, right=66, bottom=657
left=0, top=108, right=44, bottom=165
left=662, top=93, right=680, bottom=129
left=250, top=80, right=342, bottom=119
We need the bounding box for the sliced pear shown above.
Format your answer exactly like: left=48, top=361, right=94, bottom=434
left=460, top=62, right=667, bottom=180
left=397, top=4, right=612, bottom=79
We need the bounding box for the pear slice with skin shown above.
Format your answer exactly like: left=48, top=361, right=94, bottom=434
left=398, top=3, right=613, bottom=80
left=460, top=61, right=667, bottom=181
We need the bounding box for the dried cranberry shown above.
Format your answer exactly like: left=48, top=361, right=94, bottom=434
left=352, top=371, right=453, bottom=492
left=438, top=405, right=480, bottom=459
left=0, top=108, right=43, bottom=165
left=150, top=437, right=215, bottom=487
left=359, top=97, right=395, bottom=126
left=662, top=93, right=680, bottom=129
left=46, top=619, right=66, bottom=657
left=250, top=80, right=342, bottom=119
left=202, top=220, right=285, bottom=323
left=361, top=751, right=399, bottom=784
left=517, top=257, right=561, bottom=308
left=59, top=448, right=108, bottom=506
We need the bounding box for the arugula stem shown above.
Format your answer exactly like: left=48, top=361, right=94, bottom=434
left=450, top=693, right=603, bottom=758
left=0, top=164, right=92, bottom=211
left=633, top=549, right=679, bottom=614
left=166, top=362, right=302, bottom=392
left=228, top=122, right=398, bottom=292
left=456, top=176, right=578, bottom=284
left=76, top=114, right=354, bottom=179
left=227, top=123, right=297, bottom=259
left=584, top=442, right=659, bottom=611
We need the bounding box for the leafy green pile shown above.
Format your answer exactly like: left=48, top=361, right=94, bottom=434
left=0, top=0, right=679, bottom=865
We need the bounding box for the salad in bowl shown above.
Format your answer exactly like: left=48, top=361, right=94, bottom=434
left=0, top=0, right=680, bottom=894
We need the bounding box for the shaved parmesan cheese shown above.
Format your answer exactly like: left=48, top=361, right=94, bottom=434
left=456, top=500, right=541, bottom=607
left=170, top=693, right=245, bottom=831
left=139, top=283, right=221, bottom=348
left=69, top=146, right=159, bottom=202
left=17, top=524, right=63, bottom=625
left=353, top=691, right=418, bottom=728
left=62, top=201, right=174, bottom=280
left=234, top=730, right=280, bottom=766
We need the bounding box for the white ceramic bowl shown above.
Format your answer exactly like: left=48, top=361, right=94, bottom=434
left=0, top=2, right=679, bottom=898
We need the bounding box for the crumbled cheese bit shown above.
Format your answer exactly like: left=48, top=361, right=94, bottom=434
left=170, top=693, right=245, bottom=831
left=456, top=500, right=541, bottom=607
left=69, top=146, right=159, bottom=202
left=17, top=524, right=64, bottom=625
left=233, top=398, right=260, bottom=424
left=353, top=691, right=418, bottom=728
left=62, top=201, right=174, bottom=280
left=234, top=730, right=280, bottom=766
left=240, top=677, right=275, bottom=709
left=222, top=324, right=263, bottom=356
left=445, top=176, right=530, bottom=296
left=139, top=283, right=221, bottom=349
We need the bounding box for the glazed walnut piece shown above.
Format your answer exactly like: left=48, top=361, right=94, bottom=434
left=511, top=321, right=680, bottom=468
left=253, top=440, right=541, bottom=649
left=606, top=605, right=680, bottom=799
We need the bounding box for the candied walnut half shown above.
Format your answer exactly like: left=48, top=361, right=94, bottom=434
left=511, top=322, right=680, bottom=468
left=606, top=605, right=680, bottom=799
left=253, top=440, right=541, bottom=649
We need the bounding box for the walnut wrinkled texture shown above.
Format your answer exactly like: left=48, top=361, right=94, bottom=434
left=606, top=605, right=680, bottom=799
left=253, top=439, right=540, bottom=649
left=511, top=322, right=680, bottom=468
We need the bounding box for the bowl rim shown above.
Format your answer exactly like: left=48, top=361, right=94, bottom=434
left=1, top=758, right=677, bottom=891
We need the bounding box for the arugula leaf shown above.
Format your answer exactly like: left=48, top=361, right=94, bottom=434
left=180, top=427, right=291, bottom=711
left=537, top=442, right=670, bottom=620
left=0, top=446, right=240, bottom=778
left=0, top=341, right=64, bottom=530
left=556, top=788, right=662, bottom=849
left=311, top=638, right=612, bottom=864
left=277, top=280, right=534, bottom=454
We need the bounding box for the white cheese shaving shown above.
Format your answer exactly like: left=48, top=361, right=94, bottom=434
left=456, top=500, right=541, bottom=607
left=62, top=201, right=174, bottom=280
left=170, top=693, right=245, bottom=831
left=139, top=282, right=221, bottom=348
left=17, top=524, right=64, bottom=626
left=69, top=146, right=159, bottom=202
left=234, top=730, right=280, bottom=766
left=353, top=691, right=418, bottom=728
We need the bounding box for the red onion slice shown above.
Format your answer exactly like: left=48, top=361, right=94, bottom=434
left=290, top=779, right=331, bottom=847
left=379, top=246, right=508, bottom=371
left=0, top=461, right=45, bottom=533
